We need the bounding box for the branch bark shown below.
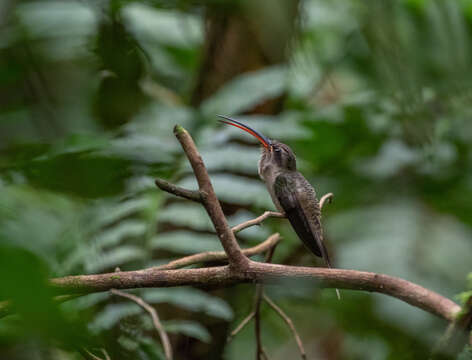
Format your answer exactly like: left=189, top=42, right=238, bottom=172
left=173, top=125, right=248, bottom=269
left=231, top=211, right=285, bottom=233
left=50, top=263, right=460, bottom=322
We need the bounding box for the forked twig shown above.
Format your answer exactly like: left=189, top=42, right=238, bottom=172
left=227, top=312, right=256, bottom=342
left=263, top=294, right=306, bottom=360
left=110, top=289, right=172, bottom=360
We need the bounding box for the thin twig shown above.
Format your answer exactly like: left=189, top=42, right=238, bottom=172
left=155, top=178, right=202, bottom=203
left=263, top=294, right=307, bottom=360
left=79, top=349, right=106, bottom=360
left=255, top=245, right=278, bottom=360
left=261, top=347, right=270, bottom=360
left=232, top=211, right=285, bottom=233
left=227, top=312, right=256, bottom=343
left=228, top=244, right=278, bottom=355
left=101, top=349, right=111, bottom=360
left=319, top=192, right=334, bottom=209
left=110, top=289, right=172, bottom=360
left=254, top=283, right=264, bottom=360
left=231, top=192, right=331, bottom=234
left=155, top=233, right=281, bottom=270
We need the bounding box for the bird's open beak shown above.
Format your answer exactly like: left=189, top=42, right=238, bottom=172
left=217, top=115, right=270, bottom=149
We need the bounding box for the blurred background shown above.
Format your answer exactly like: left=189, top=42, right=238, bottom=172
left=1, top=0, right=472, bottom=359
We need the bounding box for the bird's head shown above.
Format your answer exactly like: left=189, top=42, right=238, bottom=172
left=218, top=115, right=296, bottom=172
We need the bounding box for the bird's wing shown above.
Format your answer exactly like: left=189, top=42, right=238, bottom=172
left=273, top=173, right=331, bottom=265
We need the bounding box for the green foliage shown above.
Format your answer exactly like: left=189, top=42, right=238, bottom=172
left=458, top=346, right=472, bottom=360
left=90, top=303, right=143, bottom=331
left=150, top=231, right=223, bottom=254
left=164, top=320, right=212, bottom=343
left=201, top=66, right=288, bottom=116
left=143, top=288, right=233, bottom=320
left=1, top=0, right=472, bottom=359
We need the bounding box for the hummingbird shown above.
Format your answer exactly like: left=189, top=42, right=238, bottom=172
left=219, top=115, right=340, bottom=299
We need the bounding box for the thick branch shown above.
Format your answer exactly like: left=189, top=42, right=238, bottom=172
left=50, top=262, right=461, bottom=322
left=173, top=125, right=248, bottom=269
left=155, top=233, right=280, bottom=270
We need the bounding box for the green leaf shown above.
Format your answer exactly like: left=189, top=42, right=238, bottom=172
left=457, top=291, right=472, bottom=306
left=16, top=1, right=98, bottom=60
left=92, top=220, right=147, bottom=249
left=201, top=66, right=288, bottom=116
left=123, top=4, right=202, bottom=47
left=102, top=104, right=195, bottom=164
left=178, top=174, right=273, bottom=209
left=150, top=231, right=222, bottom=254
left=158, top=203, right=213, bottom=231
left=85, top=246, right=146, bottom=273
left=143, top=288, right=233, bottom=320
left=193, top=145, right=261, bottom=175
left=164, top=320, right=211, bottom=343
left=458, top=346, right=472, bottom=360
left=71, top=292, right=110, bottom=310
left=93, top=198, right=152, bottom=229
left=90, top=303, right=142, bottom=332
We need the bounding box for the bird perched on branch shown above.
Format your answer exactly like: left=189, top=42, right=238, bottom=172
left=219, top=115, right=340, bottom=299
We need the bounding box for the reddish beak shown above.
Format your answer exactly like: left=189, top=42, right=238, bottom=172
left=217, top=115, right=270, bottom=149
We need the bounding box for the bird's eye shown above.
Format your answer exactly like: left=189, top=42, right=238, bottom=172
left=274, top=147, right=281, bottom=152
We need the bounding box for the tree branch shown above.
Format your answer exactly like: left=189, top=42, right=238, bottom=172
left=173, top=125, right=248, bottom=269
left=254, top=246, right=277, bottom=360
left=154, top=233, right=281, bottom=270
left=1, top=125, right=463, bottom=342
left=49, top=263, right=460, bottom=322
left=254, top=282, right=264, bottom=360
left=231, top=211, right=285, bottom=233
left=155, top=178, right=202, bottom=203
left=263, top=294, right=306, bottom=360
left=230, top=192, right=332, bottom=234
left=111, top=289, right=172, bottom=360
left=227, top=312, right=255, bottom=343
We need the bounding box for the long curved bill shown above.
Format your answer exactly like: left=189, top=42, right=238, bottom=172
left=217, top=115, right=270, bottom=149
